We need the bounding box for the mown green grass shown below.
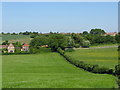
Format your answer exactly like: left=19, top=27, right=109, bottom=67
left=2, top=52, right=118, bottom=88
left=1, top=35, right=31, bottom=44
left=65, top=47, right=118, bottom=69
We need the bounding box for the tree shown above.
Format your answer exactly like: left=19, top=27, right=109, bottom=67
left=83, top=31, right=88, bottom=35
left=67, top=37, right=75, bottom=48
left=30, top=35, right=49, bottom=47
left=30, top=34, right=68, bottom=52
left=115, top=33, right=120, bottom=43
left=115, top=64, right=120, bottom=75
left=48, top=34, right=68, bottom=51
left=2, top=40, right=9, bottom=45
left=13, top=41, right=22, bottom=47
left=81, top=39, right=90, bottom=48
left=90, top=28, right=106, bottom=35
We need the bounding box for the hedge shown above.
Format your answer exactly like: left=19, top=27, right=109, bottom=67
left=57, top=47, right=114, bottom=75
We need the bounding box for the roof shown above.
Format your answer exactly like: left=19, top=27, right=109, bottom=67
left=104, top=32, right=117, bottom=36
left=0, top=45, right=8, bottom=49
left=8, top=43, right=14, bottom=47
left=22, top=44, right=29, bottom=47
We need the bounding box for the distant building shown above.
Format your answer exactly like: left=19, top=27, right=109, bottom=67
left=103, top=32, right=117, bottom=36
left=21, top=44, right=29, bottom=52
left=41, top=45, right=48, bottom=48
left=0, top=45, right=8, bottom=49
left=7, top=43, right=15, bottom=53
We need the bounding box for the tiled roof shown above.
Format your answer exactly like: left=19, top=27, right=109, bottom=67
left=104, top=33, right=117, bottom=35
left=22, top=44, right=29, bottom=47
left=0, top=45, right=8, bottom=48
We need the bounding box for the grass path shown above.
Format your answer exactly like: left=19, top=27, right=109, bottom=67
left=2, top=53, right=118, bottom=88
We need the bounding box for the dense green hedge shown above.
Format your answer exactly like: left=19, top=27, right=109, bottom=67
left=2, top=51, right=30, bottom=55
left=57, top=47, right=114, bottom=75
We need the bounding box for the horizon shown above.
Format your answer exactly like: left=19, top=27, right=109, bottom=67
left=2, top=2, right=118, bottom=33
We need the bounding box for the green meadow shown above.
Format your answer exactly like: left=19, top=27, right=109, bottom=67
left=65, top=47, right=118, bottom=69
left=2, top=52, right=118, bottom=88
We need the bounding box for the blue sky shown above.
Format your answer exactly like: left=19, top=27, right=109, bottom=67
left=2, top=2, right=118, bottom=33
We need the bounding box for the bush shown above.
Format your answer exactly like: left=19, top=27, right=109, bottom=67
left=115, top=64, right=120, bottom=75
left=117, top=79, right=120, bottom=88
left=74, top=44, right=80, bottom=48
left=81, top=40, right=90, bottom=48
left=65, top=48, right=74, bottom=52
left=57, top=47, right=64, bottom=55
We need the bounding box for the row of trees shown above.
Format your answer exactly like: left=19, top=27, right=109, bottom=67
left=1, top=31, right=40, bottom=35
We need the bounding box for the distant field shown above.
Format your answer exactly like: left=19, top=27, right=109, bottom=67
left=0, top=35, right=31, bottom=44
left=65, top=47, right=118, bottom=69
left=2, top=51, right=118, bottom=88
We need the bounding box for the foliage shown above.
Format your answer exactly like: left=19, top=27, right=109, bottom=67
left=81, top=39, right=90, bottom=48
left=49, top=34, right=68, bottom=51
left=2, top=40, right=9, bottom=45
left=13, top=41, right=22, bottom=47
left=67, top=37, right=75, bottom=48
left=74, top=44, right=80, bottom=48
left=115, top=64, right=120, bottom=75
left=82, top=31, right=88, bottom=35
left=90, top=28, right=105, bottom=35
left=30, top=34, right=68, bottom=52
left=115, top=33, right=120, bottom=43
left=30, top=35, right=49, bottom=48
left=65, top=48, right=75, bottom=52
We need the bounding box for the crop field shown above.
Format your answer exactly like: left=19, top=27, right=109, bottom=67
left=2, top=52, right=118, bottom=88
left=65, top=47, right=118, bottom=69
left=0, top=35, right=31, bottom=44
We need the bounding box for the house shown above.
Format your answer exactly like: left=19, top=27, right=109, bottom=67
left=7, top=43, right=15, bottom=53
left=21, top=44, right=29, bottom=52
left=103, top=32, right=117, bottom=36
left=41, top=45, right=48, bottom=48
left=0, top=45, right=8, bottom=49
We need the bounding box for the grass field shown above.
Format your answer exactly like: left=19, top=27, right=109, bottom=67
left=65, top=47, right=118, bottom=69
left=2, top=52, right=118, bottom=88
left=0, top=35, right=31, bottom=44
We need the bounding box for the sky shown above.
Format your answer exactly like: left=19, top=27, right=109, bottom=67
left=2, top=2, right=118, bottom=33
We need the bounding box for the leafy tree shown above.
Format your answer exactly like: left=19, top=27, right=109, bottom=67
left=90, top=28, right=105, bottom=35
left=115, top=33, right=120, bottom=43
left=81, top=39, right=90, bottom=48
left=30, top=35, right=49, bottom=48
left=13, top=41, right=22, bottom=47
left=49, top=34, right=68, bottom=51
left=2, top=40, right=9, bottom=45
left=71, top=33, right=83, bottom=44
left=115, top=64, right=120, bottom=75
left=83, top=31, right=88, bottom=35
left=67, top=37, right=75, bottom=48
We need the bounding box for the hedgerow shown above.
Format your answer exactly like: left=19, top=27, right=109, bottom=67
left=57, top=47, right=114, bottom=75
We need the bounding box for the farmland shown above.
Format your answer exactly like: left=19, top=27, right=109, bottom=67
left=65, top=47, right=118, bottom=69
left=0, top=35, right=31, bottom=44
left=2, top=51, right=118, bottom=88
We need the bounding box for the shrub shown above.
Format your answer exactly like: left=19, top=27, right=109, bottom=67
left=65, top=48, right=74, bottom=52
left=74, top=44, right=80, bottom=48
left=115, top=64, right=120, bottom=75
left=81, top=40, right=90, bottom=48
left=117, top=79, right=120, bottom=88
left=57, top=47, right=64, bottom=55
